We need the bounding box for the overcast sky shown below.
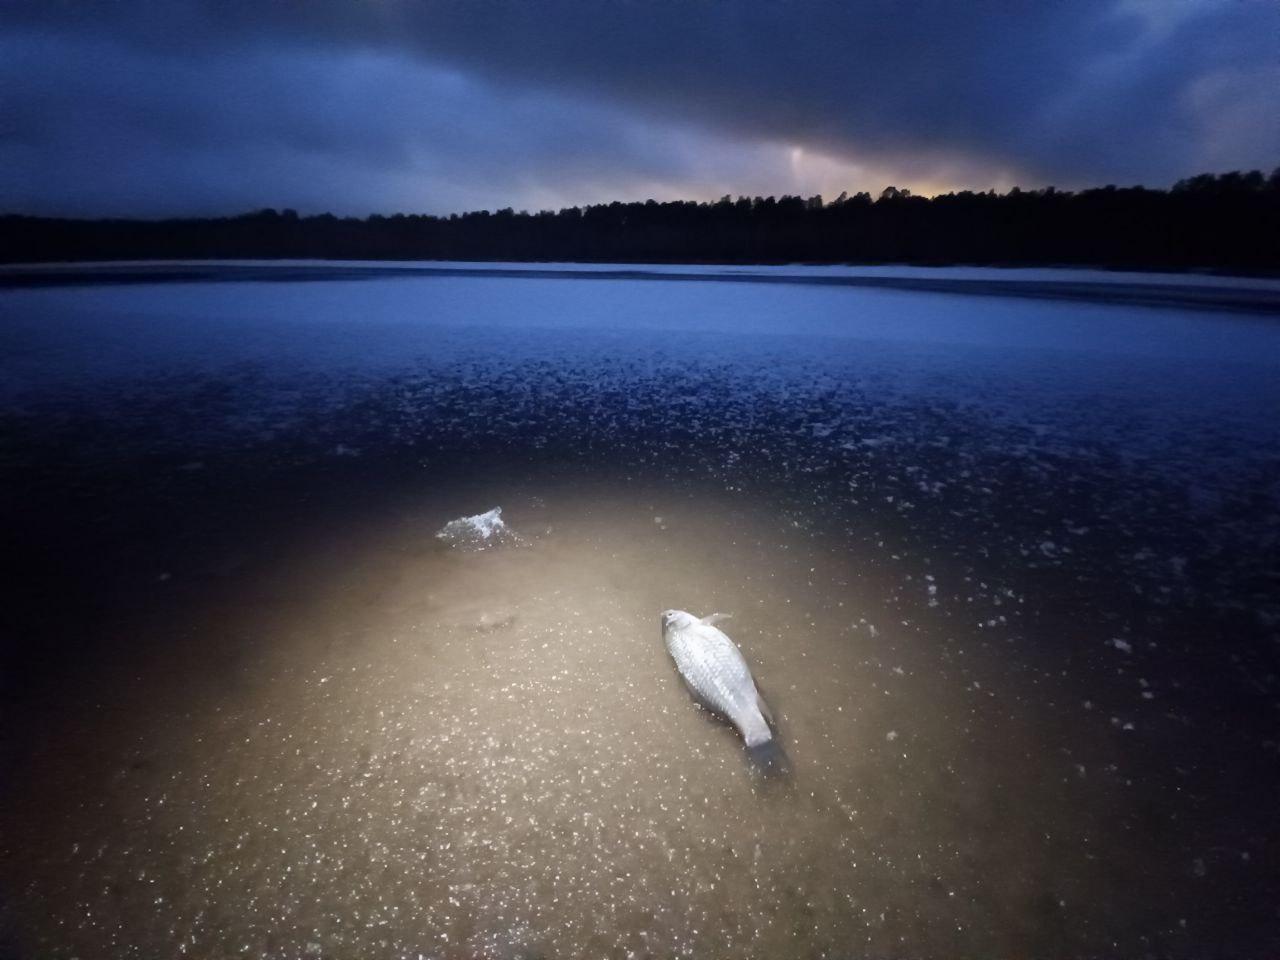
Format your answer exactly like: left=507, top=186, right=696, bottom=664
left=2, top=0, right=1276, bottom=217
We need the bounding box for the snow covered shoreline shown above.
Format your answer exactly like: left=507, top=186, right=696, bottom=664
left=4, top=259, right=1280, bottom=314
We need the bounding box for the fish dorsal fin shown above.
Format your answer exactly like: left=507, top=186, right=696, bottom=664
left=700, top=612, right=732, bottom=627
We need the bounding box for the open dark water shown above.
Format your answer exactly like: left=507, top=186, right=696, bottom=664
left=1, top=264, right=1278, bottom=958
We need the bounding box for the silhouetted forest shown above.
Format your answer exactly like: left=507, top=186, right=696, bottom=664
left=3, top=169, right=1278, bottom=272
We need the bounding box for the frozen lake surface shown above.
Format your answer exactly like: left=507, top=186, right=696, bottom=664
left=2, top=263, right=1278, bottom=957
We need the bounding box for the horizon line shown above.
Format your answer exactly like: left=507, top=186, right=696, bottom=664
left=5, top=166, right=1277, bottom=224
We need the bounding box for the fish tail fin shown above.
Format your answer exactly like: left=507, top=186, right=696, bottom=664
left=746, top=736, right=790, bottom=779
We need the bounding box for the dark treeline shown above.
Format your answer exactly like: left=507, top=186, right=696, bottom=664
left=4, top=169, right=1278, bottom=272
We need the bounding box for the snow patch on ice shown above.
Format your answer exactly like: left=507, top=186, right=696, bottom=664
left=436, top=507, right=522, bottom=550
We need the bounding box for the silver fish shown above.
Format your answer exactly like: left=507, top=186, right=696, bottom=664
left=661, top=609, right=776, bottom=751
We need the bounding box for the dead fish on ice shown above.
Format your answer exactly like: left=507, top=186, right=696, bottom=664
left=661, top=609, right=786, bottom=773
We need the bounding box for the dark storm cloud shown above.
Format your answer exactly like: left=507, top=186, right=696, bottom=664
left=2, top=0, right=1276, bottom=216
left=0, top=27, right=768, bottom=216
